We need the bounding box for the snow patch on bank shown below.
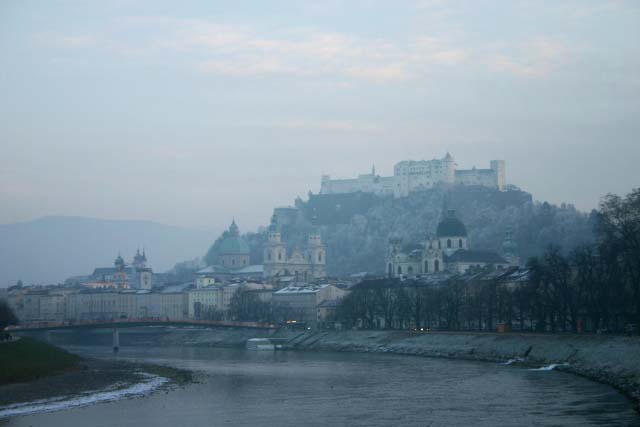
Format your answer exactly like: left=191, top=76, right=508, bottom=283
left=529, top=363, right=569, bottom=371
left=500, top=358, right=525, bottom=365
left=0, top=373, right=168, bottom=419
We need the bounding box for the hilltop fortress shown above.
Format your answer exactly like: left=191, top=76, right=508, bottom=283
left=320, top=153, right=505, bottom=198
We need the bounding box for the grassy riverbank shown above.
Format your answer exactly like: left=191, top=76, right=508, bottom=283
left=0, top=337, right=192, bottom=407
left=0, top=337, right=81, bottom=384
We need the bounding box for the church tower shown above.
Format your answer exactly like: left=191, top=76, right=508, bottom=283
left=443, top=152, right=456, bottom=184
left=502, top=225, right=520, bottom=266
left=263, top=214, right=287, bottom=278
left=305, top=216, right=326, bottom=279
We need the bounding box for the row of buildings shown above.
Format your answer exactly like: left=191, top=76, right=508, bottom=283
left=2, top=280, right=349, bottom=329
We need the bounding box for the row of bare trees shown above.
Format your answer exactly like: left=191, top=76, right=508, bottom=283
left=335, top=189, right=640, bottom=334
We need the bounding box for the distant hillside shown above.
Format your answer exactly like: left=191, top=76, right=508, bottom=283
left=243, top=186, right=596, bottom=276
left=0, top=216, right=213, bottom=286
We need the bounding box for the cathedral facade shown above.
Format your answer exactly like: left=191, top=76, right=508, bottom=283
left=263, top=215, right=326, bottom=282
left=387, top=210, right=511, bottom=277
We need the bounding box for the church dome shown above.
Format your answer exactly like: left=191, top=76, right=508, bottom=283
left=216, top=221, right=250, bottom=255
left=217, top=235, right=250, bottom=255
left=436, top=210, right=467, bottom=237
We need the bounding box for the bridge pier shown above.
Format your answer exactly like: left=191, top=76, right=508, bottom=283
left=112, top=328, right=119, bottom=353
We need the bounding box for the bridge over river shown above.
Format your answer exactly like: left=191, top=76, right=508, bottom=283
left=8, top=319, right=277, bottom=351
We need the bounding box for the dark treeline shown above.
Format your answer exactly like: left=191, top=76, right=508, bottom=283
left=335, top=189, right=640, bottom=334
left=0, top=299, right=18, bottom=330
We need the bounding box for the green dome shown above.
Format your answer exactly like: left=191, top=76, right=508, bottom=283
left=214, top=221, right=250, bottom=255
left=217, top=235, right=250, bottom=255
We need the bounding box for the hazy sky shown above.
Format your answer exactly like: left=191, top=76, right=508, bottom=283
left=1, top=0, right=639, bottom=234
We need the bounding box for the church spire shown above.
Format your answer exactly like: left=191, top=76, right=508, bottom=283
left=229, top=219, right=239, bottom=236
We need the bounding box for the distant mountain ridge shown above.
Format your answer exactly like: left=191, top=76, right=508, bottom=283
left=0, top=216, right=213, bottom=286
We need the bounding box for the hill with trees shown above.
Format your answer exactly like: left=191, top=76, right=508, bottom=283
left=207, top=185, right=596, bottom=277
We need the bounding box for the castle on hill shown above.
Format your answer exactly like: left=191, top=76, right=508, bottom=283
left=320, top=153, right=505, bottom=198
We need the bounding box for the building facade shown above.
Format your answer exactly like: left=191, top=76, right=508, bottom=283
left=186, top=285, right=239, bottom=319
left=320, top=153, right=506, bottom=198
left=64, top=290, right=186, bottom=321
left=272, top=284, right=348, bottom=328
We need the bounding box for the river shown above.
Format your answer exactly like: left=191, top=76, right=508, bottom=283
left=2, top=344, right=639, bottom=427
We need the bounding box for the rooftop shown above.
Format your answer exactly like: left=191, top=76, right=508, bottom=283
left=274, top=284, right=329, bottom=294
left=445, top=249, right=507, bottom=264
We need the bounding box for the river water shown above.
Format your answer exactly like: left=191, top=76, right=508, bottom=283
left=2, top=345, right=639, bottom=427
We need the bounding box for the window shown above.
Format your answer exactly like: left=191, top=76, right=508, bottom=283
left=459, top=239, right=463, bottom=248
left=408, top=266, right=413, bottom=274
left=447, top=239, right=452, bottom=248
left=397, top=266, right=402, bottom=275
left=435, top=259, right=440, bottom=272
left=424, top=260, right=429, bottom=272
left=438, top=240, right=441, bottom=249
left=278, top=252, right=282, bottom=261
left=319, top=253, right=323, bottom=262
left=388, top=263, right=393, bottom=276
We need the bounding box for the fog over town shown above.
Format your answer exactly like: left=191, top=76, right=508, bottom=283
left=1, top=1, right=639, bottom=233
left=1, top=2, right=640, bottom=426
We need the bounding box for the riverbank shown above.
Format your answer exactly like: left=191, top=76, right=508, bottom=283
left=18, top=327, right=640, bottom=410
left=280, top=330, right=640, bottom=408
left=0, top=337, right=81, bottom=384
left=0, top=337, right=191, bottom=411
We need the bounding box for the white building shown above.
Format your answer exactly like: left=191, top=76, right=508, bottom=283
left=320, top=153, right=506, bottom=198
left=64, top=290, right=186, bottom=321
left=186, top=285, right=239, bottom=319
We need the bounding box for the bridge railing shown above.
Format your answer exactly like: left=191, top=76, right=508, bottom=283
left=7, top=318, right=276, bottom=331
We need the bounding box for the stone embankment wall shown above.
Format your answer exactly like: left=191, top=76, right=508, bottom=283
left=282, top=330, right=640, bottom=406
